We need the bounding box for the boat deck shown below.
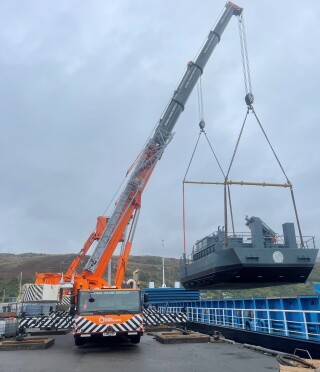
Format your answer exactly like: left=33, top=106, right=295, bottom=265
left=0, top=332, right=278, bottom=371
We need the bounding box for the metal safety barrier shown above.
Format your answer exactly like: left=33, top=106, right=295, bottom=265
left=155, top=301, right=320, bottom=341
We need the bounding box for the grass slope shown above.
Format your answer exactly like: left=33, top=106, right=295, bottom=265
left=0, top=253, right=318, bottom=301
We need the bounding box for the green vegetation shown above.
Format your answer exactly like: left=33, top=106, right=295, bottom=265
left=0, top=253, right=318, bottom=302
left=0, top=278, right=32, bottom=300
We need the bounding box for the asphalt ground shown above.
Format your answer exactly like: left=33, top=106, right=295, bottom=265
left=0, top=332, right=278, bottom=372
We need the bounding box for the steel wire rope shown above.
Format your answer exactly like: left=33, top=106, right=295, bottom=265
left=183, top=75, right=230, bottom=252
left=182, top=77, right=205, bottom=256
left=100, top=176, right=128, bottom=217
left=276, top=353, right=317, bottom=369
left=196, top=77, right=204, bottom=121
left=79, top=173, right=128, bottom=265
left=97, top=62, right=183, bottom=240
left=226, top=109, right=249, bottom=179
left=183, top=124, right=236, bottom=242
left=203, top=132, right=226, bottom=179
left=238, top=16, right=248, bottom=95
left=192, top=6, right=225, bottom=63
left=223, top=13, right=252, bottom=238
left=250, top=108, right=305, bottom=247
left=182, top=131, right=202, bottom=255
left=88, top=129, right=160, bottom=261
left=223, top=109, right=250, bottom=242
left=101, top=3, right=226, bottom=258
left=238, top=13, right=252, bottom=97
left=237, top=12, right=289, bottom=183
left=251, top=108, right=290, bottom=183
left=196, top=77, right=225, bottom=180
left=87, top=5, right=236, bottom=260
left=203, top=130, right=235, bottom=236
left=126, top=97, right=173, bottom=176
left=100, top=117, right=164, bottom=219
left=87, top=149, right=162, bottom=273
left=237, top=12, right=305, bottom=247
left=108, top=150, right=160, bottom=252
left=197, top=80, right=227, bottom=178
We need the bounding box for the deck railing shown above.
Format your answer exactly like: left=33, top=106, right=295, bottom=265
left=156, top=305, right=320, bottom=341
left=185, top=234, right=317, bottom=262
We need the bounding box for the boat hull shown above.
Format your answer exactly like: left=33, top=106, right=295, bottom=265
left=180, top=247, right=318, bottom=290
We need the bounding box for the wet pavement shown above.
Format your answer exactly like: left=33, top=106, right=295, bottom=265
left=0, top=332, right=278, bottom=372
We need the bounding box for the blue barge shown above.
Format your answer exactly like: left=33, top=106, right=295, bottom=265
left=152, top=294, right=320, bottom=342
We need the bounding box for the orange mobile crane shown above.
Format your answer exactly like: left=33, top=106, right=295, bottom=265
left=34, top=2, right=243, bottom=346
left=35, top=216, right=107, bottom=286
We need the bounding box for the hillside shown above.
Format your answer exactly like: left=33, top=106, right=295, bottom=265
left=0, top=253, right=319, bottom=301
left=0, top=253, right=180, bottom=299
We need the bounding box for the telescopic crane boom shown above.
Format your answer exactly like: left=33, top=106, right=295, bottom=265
left=80, top=1, right=243, bottom=288
left=26, top=2, right=243, bottom=347
left=33, top=2, right=242, bottom=293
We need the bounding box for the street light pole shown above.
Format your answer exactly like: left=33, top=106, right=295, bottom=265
left=60, top=260, right=65, bottom=274
left=18, top=272, right=22, bottom=301
left=161, top=240, right=166, bottom=288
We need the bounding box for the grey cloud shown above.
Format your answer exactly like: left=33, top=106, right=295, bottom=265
left=1, top=0, right=319, bottom=258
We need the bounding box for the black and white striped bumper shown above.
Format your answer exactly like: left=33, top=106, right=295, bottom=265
left=74, top=314, right=143, bottom=335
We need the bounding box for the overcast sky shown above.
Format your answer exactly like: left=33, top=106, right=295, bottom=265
left=1, top=0, right=319, bottom=261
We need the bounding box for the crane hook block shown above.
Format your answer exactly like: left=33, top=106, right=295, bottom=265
left=199, top=120, right=205, bottom=130
left=245, top=92, right=254, bottom=107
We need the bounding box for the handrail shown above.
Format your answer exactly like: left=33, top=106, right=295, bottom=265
left=156, top=305, right=320, bottom=341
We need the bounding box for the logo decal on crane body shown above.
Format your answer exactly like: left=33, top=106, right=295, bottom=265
left=74, top=315, right=143, bottom=333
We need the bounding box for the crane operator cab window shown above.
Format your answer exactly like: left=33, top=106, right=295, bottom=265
left=77, top=290, right=141, bottom=315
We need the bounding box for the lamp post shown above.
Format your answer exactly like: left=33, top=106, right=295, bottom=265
left=60, top=260, right=65, bottom=274
left=17, top=272, right=22, bottom=301
left=161, top=240, right=166, bottom=288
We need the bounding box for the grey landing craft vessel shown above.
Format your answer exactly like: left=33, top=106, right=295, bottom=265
left=180, top=216, right=318, bottom=290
